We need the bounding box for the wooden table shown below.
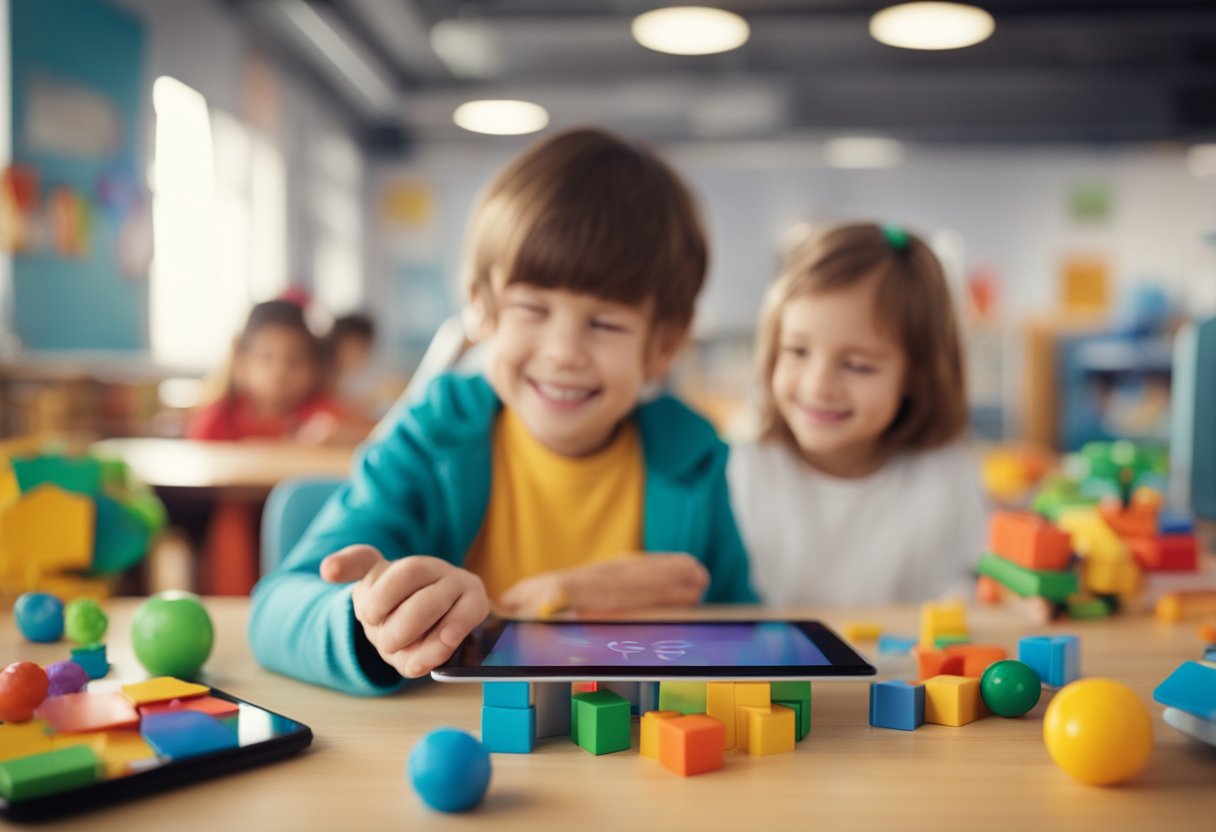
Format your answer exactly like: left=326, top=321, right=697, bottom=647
left=3, top=599, right=1214, bottom=829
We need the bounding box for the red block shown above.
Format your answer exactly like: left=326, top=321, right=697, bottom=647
left=1129, top=535, right=1198, bottom=572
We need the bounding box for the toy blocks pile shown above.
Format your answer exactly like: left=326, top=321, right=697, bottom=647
left=480, top=678, right=811, bottom=777
left=0, top=446, right=166, bottom=603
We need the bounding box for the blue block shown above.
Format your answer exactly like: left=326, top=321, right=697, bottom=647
left=1204, top=645, right=1216, bottom=663
left=1158, top=511, right=1194, bottom=535
left=141, top=711, right=238, bottom=759
left=1018, top=635, right=1079, bottom=687
left=481, top=705, right=535, bottom=753
left=869, top=680, right=924, bottom=731
left=1153, top=661, right=1216, bottom=721
left=482, top=682, right=530, bottom=708
left=877, top=635, right=918, bottom=655
left=70, top=644, right=109, bottom=680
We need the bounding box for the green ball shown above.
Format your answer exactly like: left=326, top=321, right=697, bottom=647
left=64, top=599, right=108, bottom=645
left=131, top=591, right=214, bottom=678
left=980, top=659, right=1042, bottom=718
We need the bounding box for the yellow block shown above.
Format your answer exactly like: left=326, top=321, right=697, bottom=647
left=1082, top=557, right=1141, bottom=599
left=706, top=683, right=737, bottom=748
left=733, top=682, right=771, bottom=750
left=0, top=720, right=53, bottom=762
left=742, top=705, right=796, bottom=756
left=844, top=623, right=883, bottom=642
left=924, top=675, right=983, bottom=727
left=1057, top=508, right=1127, bottom=562
left=95, top=729, right=158, bottom=777
left=0, top=467, right=17, bottom=506
left=639, top=710, right=681, bottom=759
left=919, top=600, right=968, bottom=648
left=121, top=677, right=210, bottom=706
left=0, top=484, right=95, bottom=576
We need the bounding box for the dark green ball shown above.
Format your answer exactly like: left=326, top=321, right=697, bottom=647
left=980, top=659, right=1042, bottom=717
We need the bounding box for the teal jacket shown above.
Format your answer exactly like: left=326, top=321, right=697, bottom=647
left=249, top=373, right=758, bottom=696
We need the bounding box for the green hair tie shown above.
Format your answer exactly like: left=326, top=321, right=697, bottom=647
left=882, top=223, right=909, bottom=252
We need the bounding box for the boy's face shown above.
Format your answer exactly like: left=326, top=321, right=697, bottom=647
left=234, top=326, right=318, bottom=417
left=475, top=276, right=683, bottom=457
left=771, top=279, right=907, bottom=478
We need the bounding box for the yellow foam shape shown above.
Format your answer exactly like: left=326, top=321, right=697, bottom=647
left=706, top=683, right=738, bottom=748
left=742, top=704, right=796, bottom=756
left=924, top=675, right=983, bottom=726
left=95, top=730, right=158, bottom=777
left=639, top=710, right=680, bottom=758
left=122, top=677, right=209, bottom=706
left=0, top=721, right=53, bottom=762
left=0, top=484, right=94, bottom=574
left=733, top=682, right=771, bottom=750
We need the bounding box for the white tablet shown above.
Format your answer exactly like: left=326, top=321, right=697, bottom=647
left=431, top=619, right=876, bottom=682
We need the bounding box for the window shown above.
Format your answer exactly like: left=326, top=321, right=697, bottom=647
left=311, top=131, right=363, bottom=315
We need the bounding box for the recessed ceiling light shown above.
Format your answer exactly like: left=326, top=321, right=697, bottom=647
left=870, top=2, right=994, bottom=50
left=824, top=137, right=906, bottom=169
left=1186, top=144, right=1216, bottom=178
left=631, top=6, right=750, bottom=56
left=453, top=100, right=549, bottom=136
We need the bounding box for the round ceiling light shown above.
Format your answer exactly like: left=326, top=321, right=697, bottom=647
left=631, top=6, right=750, bottom=56
left=870, top=2, right=994, bottom=50
left=453, top=100, right=549, bottom=136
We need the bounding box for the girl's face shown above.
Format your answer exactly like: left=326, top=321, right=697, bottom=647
left=771, top=278, right=907, bottom=478
left=233, top=326, right=319, bottom=417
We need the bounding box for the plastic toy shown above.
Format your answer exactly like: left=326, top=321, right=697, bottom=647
left=640, top=710, right=680, bottom=758
left=64, top=598, right=107, bottom=645
left=0, top=662, right=49, bottom=722
left=742, top=705, right=795, bottom=755
left=45, top=661, right=89, bottom=697
left=657, top=714, right=725, bottom=776
left=989, top=511, right=1072, bottom=570
left=943, top=644, right=1007, bottom=677
left=657, top=681, right=706, bottom=715
left=923, top=675, right=983, bottom=726
left=70, top=644, right=109, bottom=680
left=131, top=591, right=214, bottom=677
left=1019, top=635, right=1080, bottom=687
left=13, top=592, right=64, bottom=642
left=1152, top=661, right=1216, bottom=720
left=571, top=690, right=630, bottom=755
left=706, top=682, right=739, bottom=748
left=869, top=680, right=924, bottom=731
left=481, top=705, right=535, bottom=754
left=408, top=728, right=492, bottom=812
left=1043, top=678, right=1152, bottom=786
left=731, top=682, right=771, bottom=750
left=979, top=660, right=1041, bottom=717
left=770, top=680, right=811, bottom=740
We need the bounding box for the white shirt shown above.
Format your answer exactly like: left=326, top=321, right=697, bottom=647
left=728, top=439, right=989, bottom=607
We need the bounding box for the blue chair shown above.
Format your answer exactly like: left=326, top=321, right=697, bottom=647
left=260, top=476, right=343, bottom=574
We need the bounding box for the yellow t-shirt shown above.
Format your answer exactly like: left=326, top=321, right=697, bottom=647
left=463, top=407, right=644, bottom=601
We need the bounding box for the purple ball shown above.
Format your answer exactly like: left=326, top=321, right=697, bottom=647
left=46, top=661, right=89, bottom=697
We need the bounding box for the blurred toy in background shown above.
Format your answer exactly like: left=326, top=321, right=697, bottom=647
left=981, top=443, right=1055, bottom=506
left=0, top=443, right=167, bottom=605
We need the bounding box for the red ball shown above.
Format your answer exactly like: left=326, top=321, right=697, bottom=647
left=0, top=661, right=50, bottom=722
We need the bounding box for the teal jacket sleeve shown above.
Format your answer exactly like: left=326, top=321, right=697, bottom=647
left=701, top=444, right=760, bottom=604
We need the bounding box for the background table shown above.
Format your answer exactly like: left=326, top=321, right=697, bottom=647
left=2, top=599, right=1214, bottom=830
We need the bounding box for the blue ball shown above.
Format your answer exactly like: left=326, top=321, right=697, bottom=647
left=408, top=728, right=492, bottom=813
left=14, top=592, right=65, bottom=643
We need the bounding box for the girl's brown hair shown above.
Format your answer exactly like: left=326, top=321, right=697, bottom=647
left=200, top=300, right=325, bottom=406
left=756, top=222, right=968, bottom=456
left=462, top=127, right=707, bottom=331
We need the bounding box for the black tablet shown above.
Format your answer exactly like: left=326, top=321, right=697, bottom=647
left=431, top=619, right=876, bottom=681
left=0, top=686, right=312, bottom=822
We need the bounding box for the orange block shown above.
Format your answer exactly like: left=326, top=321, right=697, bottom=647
left=976, top=575, right=1002, bottom=605
left=989, top=512, right=1072, bottom=571
left=944, top=644, right=1008, bottom=677
left=658, top=714, right=725, bottom=776
left=1099, top=493, right=1159, bottom=539
left=914, top=647, right=965, bottom=681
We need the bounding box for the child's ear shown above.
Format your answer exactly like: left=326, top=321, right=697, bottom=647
left=645, top=324, right=689, bottom=381
left=463, top=284, right=494, bottom=342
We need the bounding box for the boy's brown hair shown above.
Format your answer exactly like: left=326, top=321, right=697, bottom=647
left=756, top=222, right=968, bottom=456
left=463, top=127, right=707, bottom=332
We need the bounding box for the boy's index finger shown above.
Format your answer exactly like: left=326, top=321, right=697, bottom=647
left=356, top=555, right=448, bottom=626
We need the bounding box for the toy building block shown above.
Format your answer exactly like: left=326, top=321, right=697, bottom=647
left=572, top=681, right=598, bottom=693
left=843, top=622, right=882, bottom=642
left=10, top=456, right=102, bottom=496
left=1066, top=596, right=1111, bottom=619
left=976, top=553, right=1078, bottom=602
left=989, top=512, right=1073, bottom=571
left=741, top=705, right=796, bottom=756
left=877, top=634, right=918, bottom=655
left=70, top=644, right=109, bottom=680
left=1056, top=508, right=1128, bottom=562
left=943, top=644, right=1008, bottom=678
left=706, top=682, right=739, bottom=748
left=913, top=647, right=964, bottom=681
left=533, top=682, right=572, bottom=739
left=0, top=721, right=54, bottom=763
left=1163, top=707, right=1216, bottom=748
left=1152, top=661, right=1216, bottom=721
left=869, top=680, right=925, bottom=731
left=976, top=575, right=1003, bottom=605
left=1018, top=635, right=1079, bottom=687
left=933, top=633, right=971, bottom=648
left=1080, top=556, right=1141, bottom=599
left=0, top=485, right=95, bottom=575
left=1202, top=644, right=1216, bottom=663
left=1159, top=512, right=1194, bottom=535
left=92, top=495, right=154, bottom=575
left=919, top=600, right=967, bottom=648
left=1098, top=490, right=1160, bottom=538
left=640, top=710, right=681, bottom=758
left=571, top=691, right=630, bottom=755
left=923, top=675, right=984, bottom=726
left=732, top=682, right=771, bottom=750
left=483, top=681, right=531, bottom=709
left=658, top=681, right=706, bottom=715
left=0, top=745, right=101, bottom=802
left=140, top=711, right=239, bottom=759
left=1200, top=623, right=1216, bottom=644
left=121, top=677, right=208, bottom=706
left=1156, top=590, right=1216, bottom=622
left=1128, top=535, right=1198, bottom=572
left=657, top=714, right=725, bottom=776
left=770, top=681, right=811, bottom=740
left=482, top=704, right=536, bottom=753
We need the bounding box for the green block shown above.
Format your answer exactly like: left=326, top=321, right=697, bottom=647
left=657, top=681, right=706, bottom=715
left=976, top=552, right=1079, bottom=602
left=0, top=745, right=101, bottom=801
left=571, top=691, right=630, bottom=755
left=1067, top=596, right=1111, bottom=620
left=11, top=456, right=102, bottom=496
left=98, top=457, right=128, bottom=490
left=934, top=633, right=971, bottom=648
left=774, top=699, right=809, bottom=740
left=91, top=494, right=152, bottom=575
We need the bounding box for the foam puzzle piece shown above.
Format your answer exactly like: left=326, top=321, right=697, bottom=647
left=0, top=721, right=54, bottom=763
left=1153, top=661, right=1216, bottom=721
left=140, top=711, right=238, bottom=759
left=0, top=485, right=95, bottom=575
left=1018, top=635, right=1080, bottom=687
left=481, top=705, right=535, bottom=754
left=35, top=692, right=139, bottom=734
left=138, top=695, right=240, bottom=718
left=10, top=456, right=102, bottom=496
left=0, top=745, right=101, bottom=802
left=121, top=677, right=209, bottom=706
left=869, top=680, right=925, bottom=731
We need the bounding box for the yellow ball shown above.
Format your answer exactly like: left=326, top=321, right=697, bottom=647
left=1043, top=678, right=1153, bottom=786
